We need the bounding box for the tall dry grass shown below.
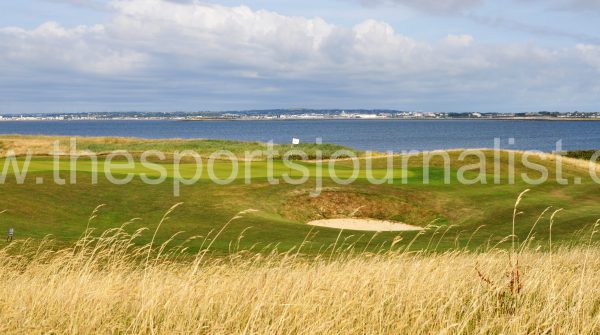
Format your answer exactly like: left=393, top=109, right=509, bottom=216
left=1, top=201, right=600, bottom=334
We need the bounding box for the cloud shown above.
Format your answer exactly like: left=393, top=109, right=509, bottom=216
left=0, top=21, right=147, bottom=75
left=466, top=13, right=600, bottom=44
left=41, top=0, right=109, bottom=11
left=526, top=0, right=600, bottom=12
left=577, top=44, right=600, bottom=71
left=358, top=0, right=483, bottom=14
left=444, top=34, right=474, bottom=47
left=359, top=0, right=600, bottom=15
left=81, top=1, right=492, bottom=76
left=0, top=0, right=599, bottom=113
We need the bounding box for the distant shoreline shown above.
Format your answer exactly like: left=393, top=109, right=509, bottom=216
left=182, top=117, right=600, bottom=122
left=1, top=117, right=600, bottom=122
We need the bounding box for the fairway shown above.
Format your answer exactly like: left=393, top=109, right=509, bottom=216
left=1, top=136, right=599, bottom=253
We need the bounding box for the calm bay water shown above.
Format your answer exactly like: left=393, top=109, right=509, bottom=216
left=1, top=119, right=599, bottom=152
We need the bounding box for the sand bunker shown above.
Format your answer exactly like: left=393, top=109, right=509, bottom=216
left=307, top=219, right=423, bottom=232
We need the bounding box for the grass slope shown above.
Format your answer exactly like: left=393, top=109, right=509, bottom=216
left=0, top=136, right=599, bottom=252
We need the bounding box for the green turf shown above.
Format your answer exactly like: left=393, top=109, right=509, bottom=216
left=1, top=147, right=600, bottom=253
left=70, top=138, right=360, bottom=160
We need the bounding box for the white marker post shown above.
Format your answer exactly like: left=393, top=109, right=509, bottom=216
left=290, top=138, right=300, bottom=177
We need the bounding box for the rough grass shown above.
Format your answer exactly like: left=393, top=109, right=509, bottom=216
left=0, top=135, right=360, bottom=159
left=1, top=206, right=599, bottom=334
left=567, top=149, right=600, bottom=161
left=282, top=189, right=445, bottom=224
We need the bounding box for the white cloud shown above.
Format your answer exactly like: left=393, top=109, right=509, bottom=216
left=444, top=34, right=474, bottom=47
left=0, top=21, right=147, bottom=75
left=576, top=44, right=600, bottom=72
left=0, top=0, right=598, bottom=112
left=99, top=1, right=489, bottom=77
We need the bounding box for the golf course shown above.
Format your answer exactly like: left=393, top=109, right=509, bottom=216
left=2, top=136, right=600, bottom=333
left=1, top=135, right=599, bottom=253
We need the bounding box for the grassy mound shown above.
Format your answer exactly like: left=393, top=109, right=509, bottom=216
left=0, top=136, right=600, bottom=252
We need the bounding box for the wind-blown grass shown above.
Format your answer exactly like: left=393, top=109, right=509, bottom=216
left=2, top=232, right=600, bottom=333
left=1, top=199, right=600, bottom=334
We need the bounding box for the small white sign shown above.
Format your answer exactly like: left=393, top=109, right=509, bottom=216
left=292, top=138, right=300, bottom=145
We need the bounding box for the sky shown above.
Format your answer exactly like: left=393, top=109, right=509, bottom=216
left=0, top=0, right=599, bottom=114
